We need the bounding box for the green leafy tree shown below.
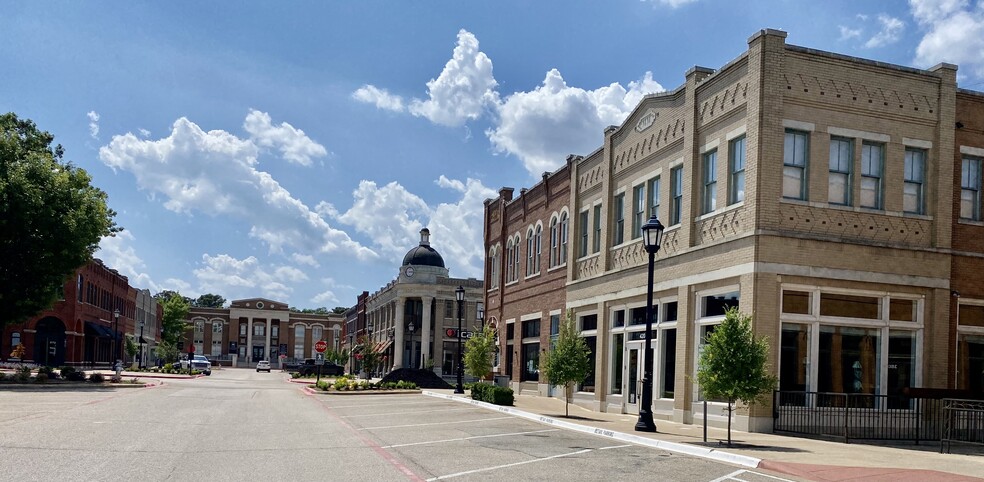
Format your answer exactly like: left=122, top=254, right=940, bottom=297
left=153, top=290, right=191, bottom=305
left=124, top=335, right=138, bottom=360
left=464, top=323, right=496, bottom=381
left=353, top=336, right=381, bottom=379
left=326, top=348, right=349, bottom=366
left=160, top=293, right=190, bottom=346
left=695, top=307, right=778, bottom=446
left=192, top=293, right=226, bottom=308
left=540, top=310, right=591, bottom=417
left=331, top=306, right=348, bottom=314
left=155, top=340, right=178, bottom=364
left=0, top=113, right=119, bottom=329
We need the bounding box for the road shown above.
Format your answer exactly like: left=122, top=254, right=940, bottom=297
left=0, top=368, right=796, bottom=481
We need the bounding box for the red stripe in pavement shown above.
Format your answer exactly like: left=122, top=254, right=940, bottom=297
left=758, top=461, right=984, bottom=482
left=304, top=388, right=425, bottom=481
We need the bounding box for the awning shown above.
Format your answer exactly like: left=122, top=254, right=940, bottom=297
left=138, top=336, right=149, bottom=344
left=84, top=321, right=118, bottom=340
left=374, top=340, right=393, bottom=354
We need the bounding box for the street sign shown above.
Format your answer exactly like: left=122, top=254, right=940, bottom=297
left=314, top=353, right=325, bottom=365
left=315, top=340, right=328, bottom=353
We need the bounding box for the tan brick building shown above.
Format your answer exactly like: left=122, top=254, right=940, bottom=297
left=484, top=29, right=984, bottom=432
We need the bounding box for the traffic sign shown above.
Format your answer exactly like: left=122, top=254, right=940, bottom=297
left=315, top=340, right=328, bottom=353
left=314, top=353, right=325, bottom=365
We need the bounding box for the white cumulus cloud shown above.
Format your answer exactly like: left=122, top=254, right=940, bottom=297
left=87, top=111, right=100, bottom=139
left=98, top=112, right=376, bottom=262
left=839, top=25, right=863, bottom=41
left=352, top=85, right=405, bottom=112
left=487, top=69, right=664, bottom=176
left=910, top=0, right=984, bottom=79
left=193, top=254, right=316, bottom=302
left=642, top=0, right=699, bottom=7
left=95, top=230, right=159, bottom=292
left=243, top=109, right=328, bottom=166
left=328, top=176, right=496, bottom=278
left=864, top=14, right=905, bottom=48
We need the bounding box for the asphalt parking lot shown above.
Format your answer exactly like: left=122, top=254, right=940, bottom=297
left=312, top=393, right=796, bottom=482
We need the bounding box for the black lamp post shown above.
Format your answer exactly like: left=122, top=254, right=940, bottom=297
left=408, top=321, right=416, bottom=369
left=138, top=320, right=145, bottom=369
left=112, top=308, right=120, bottom=367
left=635, top=215, right=665, bottom=432
left=366, top=320, right=374, bottom=380
left=455, top=285, right=465, bottom=394
left=348, top=334, right=354, bottom=375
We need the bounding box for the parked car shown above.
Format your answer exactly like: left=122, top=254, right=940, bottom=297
left=283, top=358, right=344, bottom=377
left=256, top=360, right=271, bottom=373
left=190, top=355, right=212, bottom=376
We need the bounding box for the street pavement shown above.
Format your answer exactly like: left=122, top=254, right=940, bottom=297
left=417, top=389, right=984, bottom=482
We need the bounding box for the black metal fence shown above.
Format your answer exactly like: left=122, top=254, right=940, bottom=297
left=941, top=399, right=984, bottom=453
left=773, top=391, right=943, bottom=444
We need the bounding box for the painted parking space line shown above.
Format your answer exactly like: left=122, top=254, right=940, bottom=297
left=328, top=400, right=436, bottom=409
left=380, top=428, right=560, bottom=449
left=358, top=416, right=513, bottom=431
left=342, top=407, right=478, bottom=418
left=598, top=444, right=634, bottom=450
left=425, top=448, right=594, bottom=481
left=710, top=469, right=795, bottom=482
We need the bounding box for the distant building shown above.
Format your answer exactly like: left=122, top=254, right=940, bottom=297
left=365, top=228, right=484, bottom=377
left=179, top=298, right=344, bottom=367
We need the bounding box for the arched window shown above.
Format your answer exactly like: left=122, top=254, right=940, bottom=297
left=488, top=245, right=500, bottom=288
left=211, top=322, right=223, bottom=356
left=534, top=225, right=542, bottom=274
left=559, top=211, right=569, bottom=265
left=549, top=216, right=559, bottom=267
left=77, top=275, right=84, bottom=302
left=313, top=325, right=323, bottom=341
left=526, top=228, right=535, bottom=276
left=504, top=240, right=514, bottom=282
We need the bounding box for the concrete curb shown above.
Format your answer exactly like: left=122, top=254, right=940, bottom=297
left=423, top=390, right=762, bottom=469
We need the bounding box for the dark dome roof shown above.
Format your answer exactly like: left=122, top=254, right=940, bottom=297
left=402, top=228, right=445, bottom=268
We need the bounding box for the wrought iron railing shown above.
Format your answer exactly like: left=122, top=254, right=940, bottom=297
left=773, top=391, right=943, bottom=444
left=941, top=399, right=984, bottom=454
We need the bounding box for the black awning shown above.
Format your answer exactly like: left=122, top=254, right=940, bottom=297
left=84, top=321, right=119, bottom=340
left=138, top=336, right=148, bottom=344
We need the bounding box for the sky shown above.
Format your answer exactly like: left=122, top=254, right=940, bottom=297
left=3, top=1, right=984, bottom=310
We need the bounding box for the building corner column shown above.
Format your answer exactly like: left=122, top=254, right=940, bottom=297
left=421, top=296, right=433, bottom=368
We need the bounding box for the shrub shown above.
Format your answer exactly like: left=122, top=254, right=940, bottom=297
left=89, top=373, right=105, bottom=383
left=38, top=365, right=56, bottom=378
left=470, top=382, right=493, bottom=401
left=34, top=372, right=48, bottom=383
left=60, top=366, right=76, bottom=379
left=109, top=374, right=122, bottom=383
left=290, top=372, right=302, bottom=379
left=332, top=378, right=348, bottom=390
left=67, top=370, right=87, bottom=382
left=490, top=386, right=514, bottom=406
left=0, top=371, right=6, bottom=381
left=16, top=366, right=32, bottom=382
left=163, top=363, right=174, bottom=372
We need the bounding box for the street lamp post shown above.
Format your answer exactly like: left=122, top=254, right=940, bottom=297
left=138, top=320, right=145, bottom=369
left=408, top=321, right=416, bottom=369
left=635, top=215, right=665, bottom=432
left=112, top=309, right=120, bottom=368
left=455, top=286, right=465, bottom=394
left=366, top=320, right=374, bottom=380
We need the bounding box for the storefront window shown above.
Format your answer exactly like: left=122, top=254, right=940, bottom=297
left=611, top=334, right=623, bottom=395
left=780, top=323, right=810, bottom=393
left=521, top=343, right=539, bottom=382
left=659, top=329, right=676, bottom=398
left=818, top=326, right=880, bottom=397
left=702, top=291, right=739, bottom=317
left=782, top=291, right=810, bottom=315
left=820, top=293, right=879, bottom=319
left=579, top=336, right=596, bottom=393
left=957, top=333, right=984, bottom=392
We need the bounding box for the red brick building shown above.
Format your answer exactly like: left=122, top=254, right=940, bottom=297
left=2, top=259, right=144, bottom=367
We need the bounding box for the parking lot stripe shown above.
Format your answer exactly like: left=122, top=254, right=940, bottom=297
left=358, top=416, right=513, bottom=431
left=598, top=444, right=633, bottom=450
left=329, top=400, right=435, bottom=409
left=380, top=429, right=560, bottom=448
left=425, top=448, right=593, bottom=481
left=342, top=407, right=477, bottom=418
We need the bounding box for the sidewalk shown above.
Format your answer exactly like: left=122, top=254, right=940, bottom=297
left=423, top=390, right=984, bottom=482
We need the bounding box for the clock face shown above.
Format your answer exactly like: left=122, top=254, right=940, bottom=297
left=405, top=266, right=414, bottom=277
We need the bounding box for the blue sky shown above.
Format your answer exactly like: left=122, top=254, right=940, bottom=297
left=3, top=1, right=983, bottom=309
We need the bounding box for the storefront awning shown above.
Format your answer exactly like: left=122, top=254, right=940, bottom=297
left=374, top=340, right=393, bottom=354
left=84, top=321, right=119, bottom=340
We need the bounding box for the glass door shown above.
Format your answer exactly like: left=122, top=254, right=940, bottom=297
left=625, top=343, right=642, bottom=413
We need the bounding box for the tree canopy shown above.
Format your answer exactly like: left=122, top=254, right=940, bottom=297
left=160, top=293, right=190, bottom=346
left=695, top=307, right=778, bottom=445
left=0, top=113, right=119, bottom=329
left=192, top=293, right=226, bottom=308
left=540, top=310, right=591, bottom=417
left=464, top=323, right=496, bottom=381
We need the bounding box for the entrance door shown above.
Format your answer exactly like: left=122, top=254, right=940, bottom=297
left=625, top=343, right=642, bottom=413
left=252, top=346, right=264, bottom=363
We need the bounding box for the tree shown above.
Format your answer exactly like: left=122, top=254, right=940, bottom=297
left=326, top=348, right=349, bottom=366
left=160, top=293, right=190, bottom=346
left=153, top=290, right=191, bottom=305
left=695, top=307, right=778, bottom=446
left=353, top=336, right=381, bottom=379
left=331, top=306, right=348, bottom=314
left=539, top=310, right=591, bottom=417
left=0, top=113, right=119, bottom=329
left=464, top=323, right=496, bottom=381
left=124, top=335, right=138, bottom=361
left=155, top=340, right=178, bottom=364
left=192, top=293, right=226, bottom=308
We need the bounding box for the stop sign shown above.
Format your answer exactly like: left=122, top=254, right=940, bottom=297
left=315, top=340, right=328, bottom=353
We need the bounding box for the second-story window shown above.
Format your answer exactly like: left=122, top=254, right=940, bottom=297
left=632, top=185, right=645, bottom=239
left=559, top=212, right=568, bottom=264
left=526, top=228, right=535, bottom=276
left=784, top=130, right=809, bottom=200
left=962, top=156, right=982, bottom=221
left=829, top=137, right=853, bottom=205
left=702, top=149, right=717, bottom=214
left=729, top=136, right=746, bottom=205
left=534, top=225, right=542, bottom=274
left=670, top=166, right=683, bottom=225
left=549, top=216, right=559, bottom=267
left=903, top=148, right=925, bottom=214
left=861, top=141, right=884, bottom=209
left=647, top=176, right=660, bottom=221
left=613, top=193, right=625, bottom=246
left=592, top=205, right=602, bottom=253
left=579, top=210, right=589, bottom=258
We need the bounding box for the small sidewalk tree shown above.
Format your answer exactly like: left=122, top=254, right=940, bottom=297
left=695, top=307, right=778, bottom=446
left=464, top=323, right=496, bottom=382
left=539, top=310, right=591, bottom=417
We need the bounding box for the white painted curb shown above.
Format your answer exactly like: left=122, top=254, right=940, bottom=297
left=423, top=390, right=761, bottom=469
